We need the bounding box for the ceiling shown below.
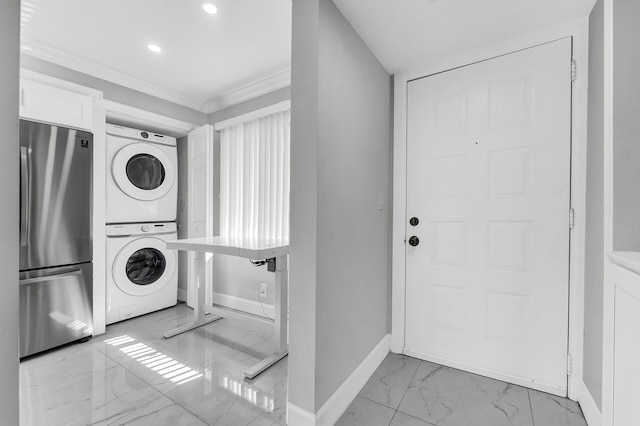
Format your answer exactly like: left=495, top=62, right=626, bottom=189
left=19, top=0, right=596, bottom=115
left=20, top=0, right=292, bottom=113
left=332, top=0, right=596, bottom=73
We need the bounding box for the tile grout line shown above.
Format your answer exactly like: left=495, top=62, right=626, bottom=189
left=389, top=409, right=438, bottom=426
left=101, top=337, right=211, bottom=425
left=102, top=333, right=287, bottom=426
left=527, top=388, right=536, bottom=426
left=393, top=357, right=423, bottom=417
left=18, top=344, right=102, bottom=406
left=104, top=395, right=166, bottom=426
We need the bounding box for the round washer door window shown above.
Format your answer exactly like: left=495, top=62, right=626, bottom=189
left=113, top=237, right=176, bottom=296
left=126, top=247, right=166, bottom=285
left=112, top=143, right=175, bottom=201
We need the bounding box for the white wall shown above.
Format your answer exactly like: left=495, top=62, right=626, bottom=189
left=0, top=0, right=21, bottom=422
left=289, top=0, right=392, bottom=413
left=584, top=0, right=604, bottom=410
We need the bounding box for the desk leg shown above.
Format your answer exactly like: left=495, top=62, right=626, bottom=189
left=245, top=254, right=288, bottom=379
left=164, top=251, right=222, bottom=338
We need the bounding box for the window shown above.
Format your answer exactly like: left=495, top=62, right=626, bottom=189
left=219, top=107, right=290, bottom=244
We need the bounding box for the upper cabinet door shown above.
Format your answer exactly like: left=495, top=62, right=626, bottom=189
left=20, top=78, right=93, bottom=131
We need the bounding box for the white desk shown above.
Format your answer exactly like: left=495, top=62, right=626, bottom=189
left=163, top=236, right=289, bottom=379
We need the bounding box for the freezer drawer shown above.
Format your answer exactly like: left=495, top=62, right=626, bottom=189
left=19, top=262, right=92, bottom=358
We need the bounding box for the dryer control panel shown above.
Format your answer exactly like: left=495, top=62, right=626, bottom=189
left=106, top=222, right=177, bottom=237
left=106, top=123, right=177, bottom=147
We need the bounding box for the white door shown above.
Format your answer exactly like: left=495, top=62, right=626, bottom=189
left=187, top=124, right=215, bottom=307
left=405, top=39, right=572, bottom=396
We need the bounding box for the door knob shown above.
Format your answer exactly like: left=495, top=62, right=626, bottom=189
left=408, top=236, right=420, bottom=247
left=409, top=217, right=419, bottom=226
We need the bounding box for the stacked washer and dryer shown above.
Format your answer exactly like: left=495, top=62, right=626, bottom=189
left=105, top=124, right=179, bottom=325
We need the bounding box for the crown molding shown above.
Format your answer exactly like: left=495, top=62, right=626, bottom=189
left=102, top=99, right=199, bottom=138
left=21, top=37, right=208, bottom=112
left=203, top=68, right=291, bottom=114
left=21, top=37, right=291, bottom=115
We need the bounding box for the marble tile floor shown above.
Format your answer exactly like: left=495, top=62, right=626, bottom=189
left=20, top=303, right=288, bottom=426
left=337, top=353, right=588, bottom=426
left=20, top=303, right=588, bottom=426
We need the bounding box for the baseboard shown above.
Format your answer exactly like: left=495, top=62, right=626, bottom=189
left=286, top=334, right=391, bottom=426
left=578, top=380, right=602, bottom=426
left=178, top=290, right=275, bottom=319
left=286, top=402, right=316, bottom=426
left=212, top=292, right=275, bottom=319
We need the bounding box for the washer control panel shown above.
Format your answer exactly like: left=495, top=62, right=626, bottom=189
left=106, top=222, right=177, bottom=237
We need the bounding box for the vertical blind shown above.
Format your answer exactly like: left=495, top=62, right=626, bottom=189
left=219, top=109, right=290, bottom=244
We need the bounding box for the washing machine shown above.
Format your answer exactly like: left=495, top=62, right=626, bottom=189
left=106, top=222, right=178, bottom=324
left=106, top=124, right=178, bottom=223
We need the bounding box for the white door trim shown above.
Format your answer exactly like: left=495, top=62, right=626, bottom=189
left=601, top=0, right=614, bottom=423
left=186, top=125, right=216, bottom=307
left=391, top=17, right=590, bottom=401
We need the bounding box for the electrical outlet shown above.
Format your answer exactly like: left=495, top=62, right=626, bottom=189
left=259, top=283, right=268, bottom=299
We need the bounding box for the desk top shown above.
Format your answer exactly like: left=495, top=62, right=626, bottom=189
left=166, top=236, right=289, bottom=259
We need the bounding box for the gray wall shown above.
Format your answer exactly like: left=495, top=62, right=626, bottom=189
left=0, top=0, right=20, bottom=423
left=20, top=55, right=207, bottom=126
left=612, top=0, right=640, bottom=251
left=209, top=87, right=290, bottom=123
left=289, top=0, right=321, bottom=411
left=584, top=0, right=604, bottom=410
left=176, top=136, right=189, bottom=296
left=289, top=0, right=392, bottom=412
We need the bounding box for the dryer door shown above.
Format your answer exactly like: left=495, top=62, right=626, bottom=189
left=112, top=143, right=176, bottom=201
left=112, top=237, right=177, bottom=296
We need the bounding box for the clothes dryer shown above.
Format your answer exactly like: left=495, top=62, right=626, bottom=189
left=106, top=222, right=178, bottom=324
left=106, top=124, right=177, bottom=223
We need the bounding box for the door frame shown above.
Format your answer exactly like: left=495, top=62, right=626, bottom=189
left=391, top=19, right=590, bottom=401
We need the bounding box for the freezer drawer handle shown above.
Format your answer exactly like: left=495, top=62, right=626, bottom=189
left=20, top=269, right=82, bottom=285
left=20, top=146, right=29, bottom=246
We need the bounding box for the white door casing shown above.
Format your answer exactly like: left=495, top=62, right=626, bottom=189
left=187, top=124, right=215, bottom=307
left=404, top=39, right=572, bottom=396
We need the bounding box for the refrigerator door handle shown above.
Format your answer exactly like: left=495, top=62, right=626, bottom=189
left=19, top=269, right=82, bottom=285
left=20, top=146, right=29, bottom=246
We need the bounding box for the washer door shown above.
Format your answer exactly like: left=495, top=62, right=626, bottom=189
left=112, top=143, right=175, bottom=201
left=112, top=237, right=176, bottom=296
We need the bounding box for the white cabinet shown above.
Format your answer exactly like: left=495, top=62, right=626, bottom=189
left=604, top=254, right=640, bottom=426
left=20, top=78, right=93, bottom=130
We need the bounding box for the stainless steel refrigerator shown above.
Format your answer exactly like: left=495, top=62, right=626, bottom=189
left=19, top=119, right=93, bottom=358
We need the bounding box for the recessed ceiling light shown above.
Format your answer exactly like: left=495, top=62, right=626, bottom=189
left=202, top=2, right=217, bottom=14
left=147, top=44, right=162, bottom=53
